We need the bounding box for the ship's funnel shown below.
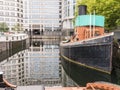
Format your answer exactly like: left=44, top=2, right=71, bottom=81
left=78, top=5, right=87, bottom=15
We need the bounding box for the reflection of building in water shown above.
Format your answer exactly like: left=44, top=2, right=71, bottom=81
left=0, top=50, right=27, bottom=86
left=30, top=39, right=60, bottom=47
left=27, top=39, right=61, bottom=86
left=0, top=39, right=61, bottom=86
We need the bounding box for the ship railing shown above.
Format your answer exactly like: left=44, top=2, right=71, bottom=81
left=80, top=32, right=114, bottom=43
left=61, top=32, right=114, bottom=46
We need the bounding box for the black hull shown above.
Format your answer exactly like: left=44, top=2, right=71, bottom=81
left=61, top=55, right=111, bottom=86
left=60, top=34, right=119, bottom=86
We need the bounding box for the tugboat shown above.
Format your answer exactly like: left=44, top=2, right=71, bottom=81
left=60, top=5, right=120, bottom=86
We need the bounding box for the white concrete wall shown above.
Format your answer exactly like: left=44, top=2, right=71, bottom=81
left=0, top=33, right=29, bottom=42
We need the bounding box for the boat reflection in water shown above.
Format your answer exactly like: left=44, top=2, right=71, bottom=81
left=0, top=39, right=63, bottom=87
left=61, top=67, right=78, bottom=87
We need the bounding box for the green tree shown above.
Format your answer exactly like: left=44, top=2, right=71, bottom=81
left=0, top=22, right=9, bottom=32
left=12, top=23, right=22, bottom=31
left=76, top=0, right=120, bottom=31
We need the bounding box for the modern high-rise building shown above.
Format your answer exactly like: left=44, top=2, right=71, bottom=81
left=23, top=0, right=62, bottom=36
left=0, top=0, right=23, bottom=31
left=23, top=0, right=29, bottom=33
left=62, top=0, right=76, bottom=36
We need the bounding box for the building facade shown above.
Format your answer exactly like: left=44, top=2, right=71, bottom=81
left=62, top=0, right=76, bottom=36
left=23, top=0, right=62, bottom=36
left=0, top=0, right=23, bottom=31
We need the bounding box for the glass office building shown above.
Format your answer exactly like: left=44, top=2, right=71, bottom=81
left=23, top=0, right=62, bottom=35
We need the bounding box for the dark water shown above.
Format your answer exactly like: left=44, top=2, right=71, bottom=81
left=0, top=39, right=75, bottom=87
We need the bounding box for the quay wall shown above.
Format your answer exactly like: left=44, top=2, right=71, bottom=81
left=0, top=34, right=29, bottom=62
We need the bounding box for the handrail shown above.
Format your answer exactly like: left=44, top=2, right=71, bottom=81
left=3, top=78, right=17, bottom=88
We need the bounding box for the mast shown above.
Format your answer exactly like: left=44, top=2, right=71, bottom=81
left=93, top=10, right=95, bottom=37
left=89, top=13, right=92, bottom=38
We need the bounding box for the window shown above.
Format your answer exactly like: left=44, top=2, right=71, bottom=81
left=11, top=12, right=15, bottom=16
left=0, top=12, right=3, bottom=15
left=0, top=1, right=3, bottom=5
left=5, top=18, right=9, bottom=21
left=10, top=3, right=15, bottom=6
left=10, top=7, right=15, bottom=10
left=11, top=19, right=15, bottom=22
left=0, top=18, right=3, bottom=21
left=5, top=12, right=9, bottom=16
left=4, top=7, right=9, bottom=10
left=0, top=6, right=3, bottom=9
left=5, top=2, right=9, bottom=5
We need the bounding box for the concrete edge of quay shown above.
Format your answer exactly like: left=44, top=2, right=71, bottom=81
left=6, top=86, right=85, bottom=90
